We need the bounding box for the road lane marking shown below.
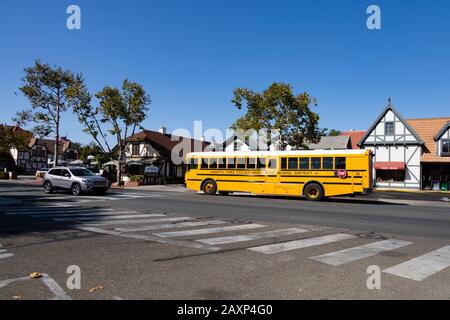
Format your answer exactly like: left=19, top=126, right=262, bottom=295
left=115, top=220, right=227, bottom=232
left=83, top=217, right=195, bottom=226
left=248, top=233, right=356, bottom=254
left=0, top=245, right=13, bottom=260
left=0, top=274, right=71, bottom=300
left=154, top=224, right=265, bottom=238
left=52, top=213, right=165, bottom=221
left=383, top=246, right=450, bottom=281
left=309, top=239, right=413, bottom=266
left=78, top=226, right=221, bottom=252
left=197, top=228, right=309, bottom=245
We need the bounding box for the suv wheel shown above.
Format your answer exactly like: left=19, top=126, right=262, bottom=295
left=71, top=183, right=82, bottom=196
left=43, top=181, right=53, bottom=194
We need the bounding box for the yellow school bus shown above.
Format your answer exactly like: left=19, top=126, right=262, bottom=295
left=185, top=150, right=373, bottom=201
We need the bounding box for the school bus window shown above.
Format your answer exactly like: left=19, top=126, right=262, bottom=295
left=201, top=158, right=208, bottom=169
left=227, top=157, right=236, bottom=169
left=268, top=159, right=277, bottom=169
left=311, top=157, right=321, bottom=170
left=209, top=158, right=218, bottom=169
left=281, top=158, right=287, bottom=170
left=246, top=157, right=256, bottom=169
left=300, top=158, right=309, bottom=170
left=218, top=158, right=227, bottom=169
left=237, top=158, right=246, bottom=169
left=323, top=157, right=333, bottom=170
left=257, top=158, right=266, bottom=169
left=187, top=158, right=198, bottom=171
left=335, top=157, right=346, bottom=169
left=288, top=158, right=299, bottom=170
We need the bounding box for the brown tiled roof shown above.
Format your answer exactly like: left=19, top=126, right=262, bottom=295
left=340, top=131, right=366, bottom=149
left=407, top=117, right=450, bottom=163
left=125, top=130, right=209, bottom=158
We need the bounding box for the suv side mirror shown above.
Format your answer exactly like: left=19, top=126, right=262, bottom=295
left=64, top=173, right=71, bottom=178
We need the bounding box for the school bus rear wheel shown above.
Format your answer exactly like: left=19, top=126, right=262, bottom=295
left=304, top=183, right=324, bottom=201
left=202, top=179, right=217, bottom=195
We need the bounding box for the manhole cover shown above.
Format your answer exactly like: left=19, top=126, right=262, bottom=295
left=356, top=233, right=386, bottom=240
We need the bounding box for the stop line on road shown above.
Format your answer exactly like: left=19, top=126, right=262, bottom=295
left=2, top=205, right=450, bottom=282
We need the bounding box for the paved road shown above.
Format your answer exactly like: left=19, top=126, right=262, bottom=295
left=0, top=182, right=449, bottom=300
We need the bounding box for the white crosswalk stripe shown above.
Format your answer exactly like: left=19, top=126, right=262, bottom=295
left=0, top=245, right=13, bottom=260
left=383, top=246, right=450, bottom=281
left=248, top=233, right=356, bottom=254
left=30, top=211, right=141, bottom=218
left=309, top=239, right=413, bottom=266
left=197, top=228, right=309, bottom=245
left=115, top=220, right=227, bottom=232
left=83, top=217, right=195, bottom=226
left=154, top=224, right=266, bottom=238
left=52, top=213, right=166, bottom=222
left=5, top=209, right=115, bottom=215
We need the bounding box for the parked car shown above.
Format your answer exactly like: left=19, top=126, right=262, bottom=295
left=36, top=167, right=50, bottom=178
left=87, top=167, right=104, bottom=176
left=43, top=167, right=109, bottom=196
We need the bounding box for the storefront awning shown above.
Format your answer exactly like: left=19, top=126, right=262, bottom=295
left=375, top=162, right=406, bottom=171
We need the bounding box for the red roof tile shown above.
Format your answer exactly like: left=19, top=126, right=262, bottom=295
left=340, top=131, right=366, bottom=149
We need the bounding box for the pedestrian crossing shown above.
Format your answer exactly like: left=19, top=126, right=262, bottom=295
left=0, top=245, right=13, bottom=260
left=26, top=192, right=164, bottom=206
left=2, top=205, right=450, bottom=282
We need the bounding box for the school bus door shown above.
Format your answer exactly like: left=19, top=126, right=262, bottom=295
left=264, top=158, right=278, bottom=194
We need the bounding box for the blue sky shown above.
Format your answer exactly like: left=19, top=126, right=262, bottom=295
left=1, top=0, right=449, bottom=144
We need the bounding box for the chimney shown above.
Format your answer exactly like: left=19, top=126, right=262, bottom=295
left=159, top=126, right=166, bottom=134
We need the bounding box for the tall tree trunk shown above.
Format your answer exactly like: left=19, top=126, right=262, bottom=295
left=117, top=146, right=124, bottom=185
left=54, top=104, right=60, bottom=167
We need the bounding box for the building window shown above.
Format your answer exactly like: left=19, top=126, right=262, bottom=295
left=385, top=122, right=395, bottom=135
left=132, top=144, right=140, bottom=156
left=442, top=140, right=450, bottom=156
left=376, top=170, right=405, bottom=182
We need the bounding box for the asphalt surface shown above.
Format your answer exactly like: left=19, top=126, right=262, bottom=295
left=0, top=181, right=449, bottom=300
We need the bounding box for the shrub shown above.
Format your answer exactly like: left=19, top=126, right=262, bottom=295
left=0, top=172, right=9, bottom=179
left=129, top=175, right=144, bottom=182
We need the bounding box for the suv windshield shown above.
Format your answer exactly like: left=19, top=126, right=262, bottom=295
left=70, top=168, right=96, bottom=177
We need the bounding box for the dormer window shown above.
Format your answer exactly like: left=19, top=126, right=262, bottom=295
left=385, top=122, right=395, bottom=135
left=132, top=143, right=140, bottom=156
left=442, top=139, right=450, bottom=156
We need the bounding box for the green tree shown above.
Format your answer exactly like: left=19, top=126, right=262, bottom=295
left=231, top=82, right=323, bottom=149
left=325, top=129, right=342, bottom=136
left=79, top=142, right=115, bottom=165
left=14, top=60, right=90, bottom=166
left=73, top=79, right=151, bottom=184
left=0, top=125, right=28, bottom=153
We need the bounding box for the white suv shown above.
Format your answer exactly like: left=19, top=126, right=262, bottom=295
left=43, top=167, right=109, bottom=196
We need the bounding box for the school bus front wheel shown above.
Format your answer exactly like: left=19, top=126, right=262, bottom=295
left=202, top=179, right=217, bottom=195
